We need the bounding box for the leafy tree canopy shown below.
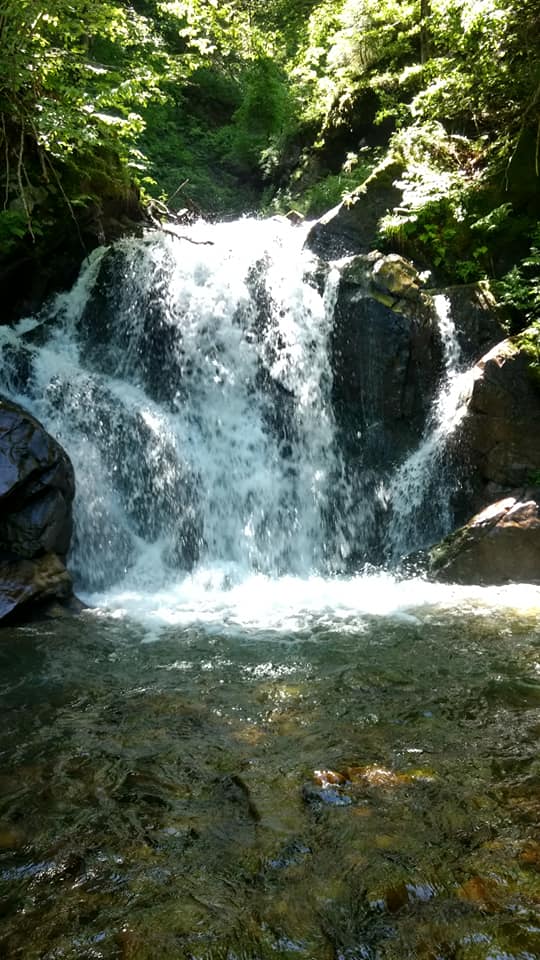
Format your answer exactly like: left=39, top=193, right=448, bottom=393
left=1, top=0, right=539, bottom=314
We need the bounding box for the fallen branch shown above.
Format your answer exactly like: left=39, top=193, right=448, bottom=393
left=159, top=224, right=214, bottom=245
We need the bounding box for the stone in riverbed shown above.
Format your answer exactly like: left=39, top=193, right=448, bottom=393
left=429, top=490, right=540, bottom=584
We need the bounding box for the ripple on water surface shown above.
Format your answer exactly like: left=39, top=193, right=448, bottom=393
left=0, top=574, right=540, bottom=959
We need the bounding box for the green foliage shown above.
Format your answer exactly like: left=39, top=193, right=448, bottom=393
left=498, top=225, right=540, bottom=321
left=271, top=151, right=377, bottom=218
left=496, top=225, right=540, bottom=384
left=0, top=0, right=311, bottom=243
left=281, top=0, right=540, bottom=287
left=0, top=0, right=168, bottom=253
left=223, top=59, right=292, bottom=175
left=516, top=321, right=540, bottom=387
left=1, top=0, right=540, bottom=307
left=290, top=0, right=419, bottom=129
left=0, top=209, right=31, bottom=252
left=376, top=123, right=493, bottom=280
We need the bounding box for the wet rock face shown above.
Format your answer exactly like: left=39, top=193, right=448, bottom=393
left=429, top=491, right=540, bottom=584
left=331, top=253, right=443, bottom=469
left=0, top=396, right=75, bottom=623
left=461, top=341, right=540, bottom=505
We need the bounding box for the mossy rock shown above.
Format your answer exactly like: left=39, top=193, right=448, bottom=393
left=429, top=492, right=540, bottom=585
left=515, top=322, right=540, bottom=389
left=306, top=156, right=404, bottom=259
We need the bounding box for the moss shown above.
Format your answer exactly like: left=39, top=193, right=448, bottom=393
left=428, top=525, right=472, bottom=572
left=371, top=290, right=397, bottom=309
left=514, top=322, right=540, bottom=388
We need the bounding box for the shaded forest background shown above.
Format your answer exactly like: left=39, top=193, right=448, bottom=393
left=1, top=0, right=540, bottom=343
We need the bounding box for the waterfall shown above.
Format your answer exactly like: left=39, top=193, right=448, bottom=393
left=0, top=219, right=348, bottom=591
left=0, top=220, right=473, bottom=603
left=383, top=294, right=474, bottom=562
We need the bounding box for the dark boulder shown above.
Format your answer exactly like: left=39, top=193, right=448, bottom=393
left=331, top=253, right=443, bottom=469
left=0, top=396, right=75, bottom=623
left=325, top=252, right=445, bottom=565
left=0, top=397, right=74, bottom=558
left=429, top=490, right=540, bottom=585
left=460, top=338, right=540, bottom=508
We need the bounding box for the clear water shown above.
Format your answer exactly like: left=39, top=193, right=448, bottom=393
left=1, top=589, right=540, bottom=959
left=1, top=220, right=539, bottom=958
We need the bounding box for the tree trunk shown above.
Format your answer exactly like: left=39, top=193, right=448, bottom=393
left=420, top=0, right=430, bottom=64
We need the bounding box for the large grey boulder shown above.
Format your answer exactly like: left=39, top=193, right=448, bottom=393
left=0, top=396, right=75, bottom=623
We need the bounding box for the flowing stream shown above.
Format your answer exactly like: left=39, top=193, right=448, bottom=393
left=0, top=218, right=539, bottom=959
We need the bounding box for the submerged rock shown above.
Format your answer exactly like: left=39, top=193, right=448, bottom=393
left=429, top=490, right=540, bottom=584
left=0, top=396, right=75, bottom=623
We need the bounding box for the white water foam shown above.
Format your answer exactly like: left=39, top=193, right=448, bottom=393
left=82, top=568, right=540, bottom=636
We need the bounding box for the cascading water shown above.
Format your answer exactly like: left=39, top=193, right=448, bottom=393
left=0, top=219, right=350, bottom=595
left=0, top=218, right=474, bottom=619
left=383, top=294, right=475, bottom=563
